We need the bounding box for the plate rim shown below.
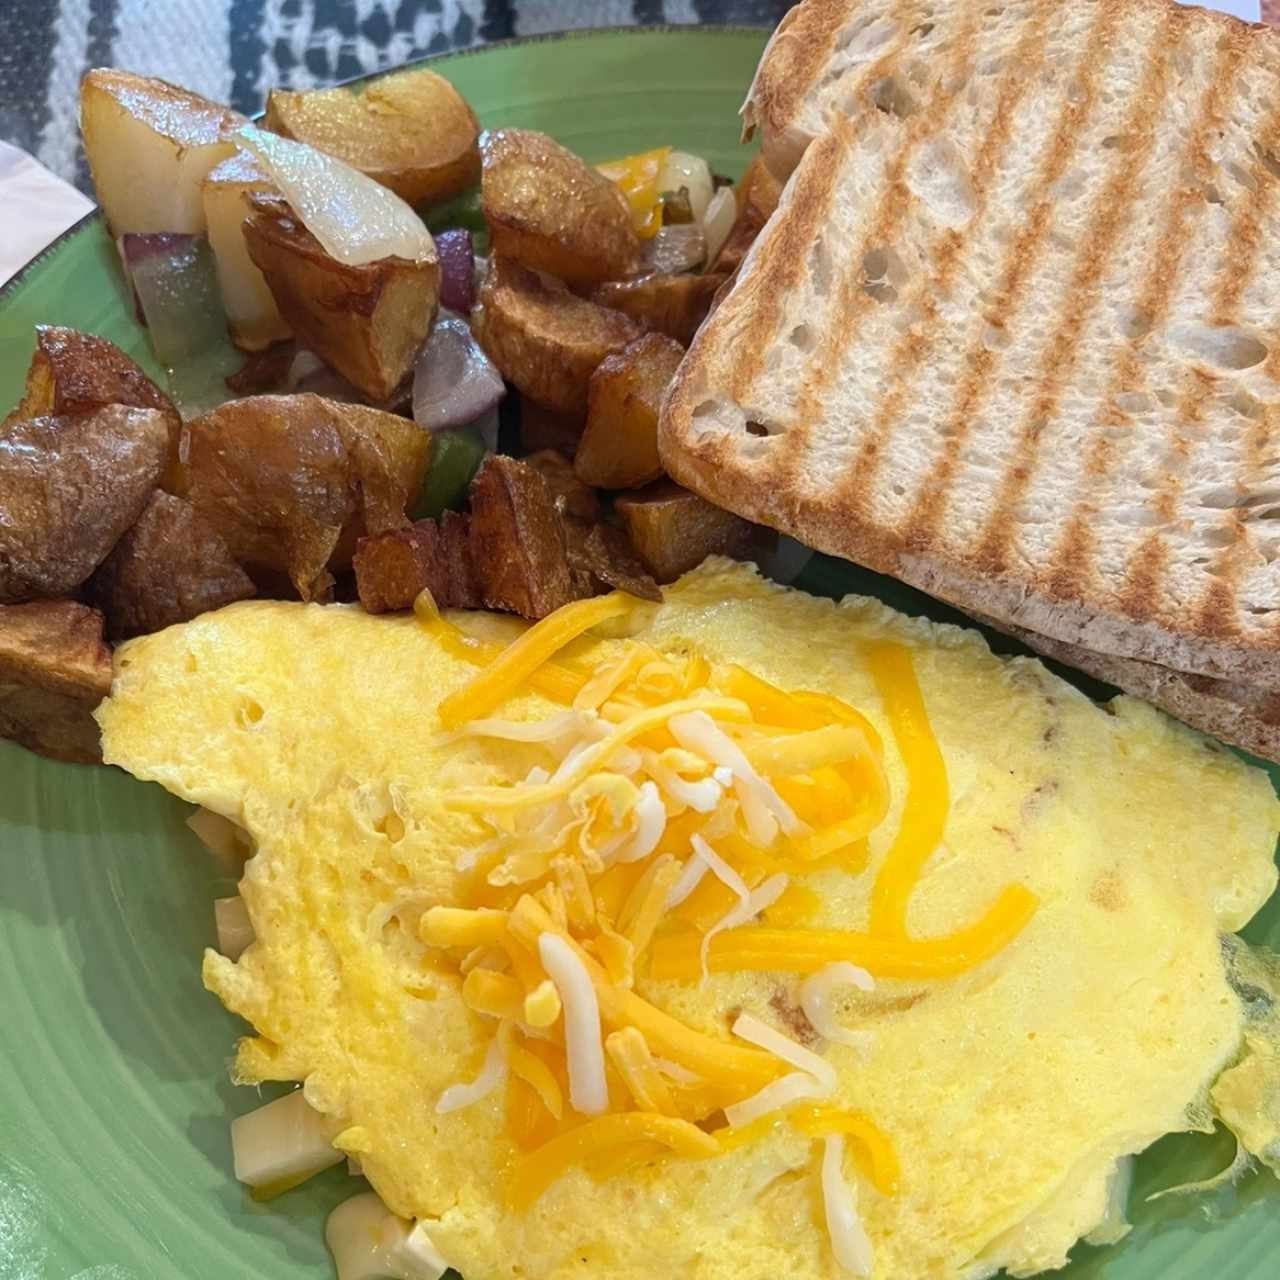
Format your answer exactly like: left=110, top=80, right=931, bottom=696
left=0, top=23, right=767, bottom=303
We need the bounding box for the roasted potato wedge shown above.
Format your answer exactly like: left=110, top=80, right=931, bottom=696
left=0, top=406, right=171, bottom=603
left=202, top=152, right=292, bottom=351
left=481, top=129, right=641, bottom=284
left=183, top=393, right=430, bottom=601
left=88, top=491, right=255, bottom=639
left=591, top=272, right=727, bottom=347
left=563, top=518, right=661, bottom=602
left=244, top=193, right=440, bottom=402
left=519, top=400, right=585, bottom=456
left=265, top=68, right=480, bottom=206
left=615, top=480, right=755, bottom=583
left=711, top=153, right=782, bottom=276
left=469, top=455, right=578, bottom=619
left=472, top=258, right=642, bottom=414
left=0, top=600, right=113, bottom=764
left=354, top=511, right=479, bottom=614
left=575, top=333, right=684, bottom=490
left=80, top=69, right=244, bottom=236
left=523, top=449, right=600, bottom=521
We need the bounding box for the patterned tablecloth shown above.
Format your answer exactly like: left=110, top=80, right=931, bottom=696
left=0, top=1, right=791, bottom=191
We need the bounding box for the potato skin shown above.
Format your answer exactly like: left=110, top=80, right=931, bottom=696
left=88, top=491, right=255, bottom=640
left=183, top=393, right=430, bottom=601
left=243, top=193, right=439, bottom=402
left=615, top=479, right=755, bottom=583
left=0, top=600, right=113, bottom=764
left=591, top=272, right=727, bottom=347
left=0, top=406, right=171, bottom=603
left=472, top=258, right=643, bottom=415
left=265, top=68, right=480, bottom=206
left=481, top=129, right=641, bottom=285
left=576, top=333, right=684, bottom=490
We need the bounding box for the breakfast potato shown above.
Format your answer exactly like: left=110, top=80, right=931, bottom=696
left=614, top=479, right=755, bottom=583
left=519, top=400, right=585, bottom=456
left=591, top=271, right=727, bottom=346
left=471, top=258, right=643, bottom=414
left=563, top=518, right=662, bottom=602
left=710, top=153, right=782, bottom=275
left=480, top=129, right=641, bottom=284
left=183, top=394, right=430, bottom=601
left=575, top=333, right=684, bottom=490
left=265, top=68, right=480, bottom=207
left=354, top=510, right=479, bottom=614
left=88, top=491, right=255, bottom=639
left=202, top=152, right=292, bottom=351
left=243, top=193, right=440, bottom=402
left=522, top=449, right=600, bottom=521
left=0, top=406, right=172, bottom=603
left=80, top=69, right=244, bottom=236
left=0, top=600, right=113, bottom=764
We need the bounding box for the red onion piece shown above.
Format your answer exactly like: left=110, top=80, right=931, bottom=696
left=412, top=310, right=505, bottom=434
left=435, top=228, right=476, bottom=313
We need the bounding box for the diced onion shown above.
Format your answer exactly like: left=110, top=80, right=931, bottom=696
left=821, top=1136, right=874, bottom=1276
left=236, top=125, right=435, bottom=266
left=539, top=933, right=608, bottom=1115
left=657, top=150, right=714, bottom=223
left=703, top=186, right=737, bottom=267
left=618, top=781, right=666, bottom=863
left=799, top=963, right=876, bottom=1052
left=732, top=1011, right=836, bottom=1091
left=723, top=1070, right=828, bottom=1129
left=412, top=311, right=504, bottom=435
left=325, top=1191, right=449, bottom=1280
left=231, top=1088, right=343, bottom=1189
left=214, top=895, right=254, bottom=960
left=186, top=807, right=251, bottom=874
left=436, top=1032, right=508, bottom=1114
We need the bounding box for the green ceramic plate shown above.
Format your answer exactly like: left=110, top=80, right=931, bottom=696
left=0, top=26, right=1276, bottom=1280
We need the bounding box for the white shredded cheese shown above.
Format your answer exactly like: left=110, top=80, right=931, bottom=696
left=665, top=852, right=711, bottom=909
left=652, top=1057, right=703, bottom=1085
left=538, top=933, right=608, bottom=1115
left=690, top=834, right=750, bottom=900
left=700, top=872, right=790, bottom=978
left=618, top=781, right=666, bottom=863
left=435, top=1032, right=508, bottom=1114
left=723, top=1070, right=829, bottom=1128
left=642, top=749, right=722, bottom=812
left=456, top=711, right=588, bottom=742
left=732, top=1012, right=836, bottom=1090
left=821, top=1136, right=874, bottom=1276
left=799, top=963, right=877, bottom=1052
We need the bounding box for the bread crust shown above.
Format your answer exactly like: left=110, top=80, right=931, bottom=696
left=664, top=0, right=1280, bottom=684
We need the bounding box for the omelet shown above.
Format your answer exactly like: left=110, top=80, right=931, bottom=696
left=98, top=560, right=1280, bottom=1279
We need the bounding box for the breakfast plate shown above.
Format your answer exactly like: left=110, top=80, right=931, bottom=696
left=0, top=24, right=1277, bottom=1280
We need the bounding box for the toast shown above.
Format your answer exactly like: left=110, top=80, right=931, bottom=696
left=662, top=0, right=1280, bottom=684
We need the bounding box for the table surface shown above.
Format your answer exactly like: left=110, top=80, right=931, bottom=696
left=0, top=0, right=787, bottom=190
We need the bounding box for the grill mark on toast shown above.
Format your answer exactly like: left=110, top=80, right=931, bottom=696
left=1047, top=37, right=1243, bottom=607
left=902, top=1, right=1122, bottom=554
left=971, top=12, right=1184, bottom=577
left=728, top=0, right=922, bottom=407
left=1123, top=72, right=1280, bottom=633
left=764, top=0, right=989, bottom=501
left=832, top=5, right=1056, bottom=550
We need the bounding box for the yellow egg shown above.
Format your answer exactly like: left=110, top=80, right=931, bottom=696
left=98, top=560, right=1280, bottom=1280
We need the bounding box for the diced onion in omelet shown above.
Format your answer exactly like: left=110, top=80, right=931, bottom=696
left=213, top=895, right=254, bottom=960
left=230, top=1088, right=343, bottom=1192
left=185, top=807, right=250, bottom=874
left=325, top=1191, right=449, bottom=1280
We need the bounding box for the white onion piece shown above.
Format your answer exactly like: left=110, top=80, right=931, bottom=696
left=642, top=223, right=707, bottom=274
left=658, top=150, right=714, bottom=222
left=619, top=781, right=666, bottom=863
left=214, top=895, right=254, bottom=960
left=758, top=534, right=816, bottom=586
left=326, top=1192, right=449, bottom=1280
left=665, top=852, right=711, bottom=910
left=732, top=1011, right=836, bottom=1090
left=436, top=1032, right=507, bottom=1114
left=822, top=1136, right=874, bottom=1276
left=723, top=1070, right=828, bottom=1129
left=186, top=807, right=250, bottom=874
left=237, top=126, right=435, bottom=266
left=799, top=963, right=877, bottom=1052
left=412, top=311, right=504, bottom=434
left=231, top=1089, right=343, bottom=1188
left=703, top=186, right=737, bottom=266
left=539, top=933, right=608, bottom=1115
left=669, top=711, right=804, bottom=837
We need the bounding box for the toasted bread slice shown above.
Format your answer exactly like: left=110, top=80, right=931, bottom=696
left=664, top=0, right=1280, bottom=683
left=974, top=611, right=1280, bottom=763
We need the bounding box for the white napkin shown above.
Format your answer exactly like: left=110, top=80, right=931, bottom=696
left=0, top=141, right=95, bottom=287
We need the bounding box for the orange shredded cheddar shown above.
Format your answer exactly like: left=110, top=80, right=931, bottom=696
left=791, top=1106, right=900, bottom=1196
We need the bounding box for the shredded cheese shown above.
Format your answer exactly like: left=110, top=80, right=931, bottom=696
left=799, top=963, right=876, bottom=1052
left=821, top=1136, right=874, bottom=1276
left=538, top=932, right=608, bottom=1116
left=791, top=1106, right=900, bottom=1197
left=723, top=1071, right=830, bottom=1128
left=732, top=1012, right=836, bottom=1091
left=437, top=1029, right=509, bottom=1114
